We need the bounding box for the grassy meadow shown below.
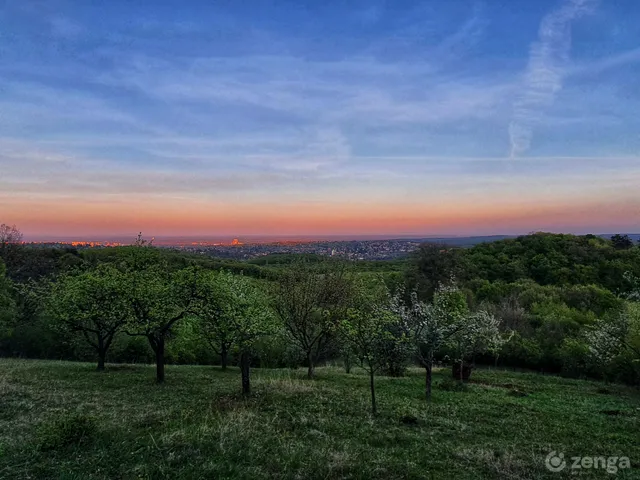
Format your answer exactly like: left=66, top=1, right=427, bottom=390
left=0, top=359, right=638, bottom=479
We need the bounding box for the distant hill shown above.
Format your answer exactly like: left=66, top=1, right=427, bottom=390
left=404, top=235, right=515, bottom=247
left=598, top=233, right=640, bottom=242
left=406, top=233, right=640, bottom=248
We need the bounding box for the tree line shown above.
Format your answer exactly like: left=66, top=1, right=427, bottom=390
left=1, top=225, right=639, bottom=413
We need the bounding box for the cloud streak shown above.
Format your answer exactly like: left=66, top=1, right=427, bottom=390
left=509, top=0, right=596, bottom=158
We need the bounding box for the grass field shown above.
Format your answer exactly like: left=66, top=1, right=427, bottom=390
left=0, top=359, right=638, bottom=479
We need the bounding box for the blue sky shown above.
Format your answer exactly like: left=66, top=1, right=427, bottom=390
left=1, top=0, right=639, bottom=238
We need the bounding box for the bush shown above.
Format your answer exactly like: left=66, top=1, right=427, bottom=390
left=379, top=324, right=412, bottom=377
left=165, top=317, right=216, bottom=365
left=499, top=332, right=543, bottom=370
left=37, top=413, right=97, bottom=451
left=437, top=377, right=469, bottom=392
left=252, top=332, right=305, bottom=369
left=607, top=354, right=640, bottom=387
left=558, top=337, right=590, bottom=378
left=561, top=285, right=622, bottom=316
left=111, top=336, right=153, bottom=364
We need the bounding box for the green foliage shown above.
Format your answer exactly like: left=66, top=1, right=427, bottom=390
left=586, top=302, right=640, bottom=384
left=586, top=314, right=629, bottom=366
left=1, top=232, right=639, bottom=386
left=393, top=283, right=489, bottom=397
left=338, top=277, right=400, bottom=373
left=164, top=316, right=213, bottom=365
left=194, top=270, right=278, bottom=353
left=190, top=269, right=279, bottom=393
left=395, top=286, right=466, bottom=370
left=111, top=246, right=201, bottom=381
left=110, top=335, right=154, bottom=364
left=123, top=261, right=195, bottom=339
left=499, top=332, right=544, bottom=369
left=611, top=234, right=634, bottom=250
left=561, top=284, right=623, bottom=315
left=558, top=337, right=591, bottom=378
left=251, top=330, right=305, bottom=369
left=624, top=272, right=640, bottom=301
left=406, top=243, right=464, bottom=301
left=529, top=301, right=596, bottom=327
left=2, top=244, right=85, bottom=283
left=337, top=277, right=405, bottom=412
left=464, top=232, right=640, bottom=292
left=47, top=264, right=130, bottom=368
left=272, top=260, right=354, bottom=377
left=433, top=284, right=469, bottom=322
left=378, top=321, right=412, bottom=377
left=626, top=302, right=640, bottom=352
left=0, top=259, right=16, bottom=341
left=466, top=270, right=628, bottom=377
left=1, top=279, right=71, bottom=360
left=449, top=311, right=503, bottom=373
left=82, top=245, right=269, bottom=279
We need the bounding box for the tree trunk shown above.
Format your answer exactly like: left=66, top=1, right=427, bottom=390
left=369, top=369, right=377, bottom=415
left=97, top=350, right=106, bottom=371
left=221, top=346, right=228, bottom=371
left=459, top=359, right=464, bottom=383
left=97, top=336, right=106, bottom=371
left=150, top=336, right=165, bottom=384
left=307, top=351, right=315, bottom=379
left=344, top=355, right=351, bottom=374
left=241, top=350, right=251, bottom=395
left=425, top=363, right=432, bottom=401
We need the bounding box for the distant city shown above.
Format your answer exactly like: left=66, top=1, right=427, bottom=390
left=22, top=235, right=518, bottom=260
left=21, top=234, right=640, bottom=261
left=179, top=238, right=427, bottom=261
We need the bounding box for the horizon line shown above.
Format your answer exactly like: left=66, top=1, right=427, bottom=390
left=21, top=231, right=640, bottom=245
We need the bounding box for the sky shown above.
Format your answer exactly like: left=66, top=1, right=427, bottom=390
left=1, top=0, right=639, bottom=241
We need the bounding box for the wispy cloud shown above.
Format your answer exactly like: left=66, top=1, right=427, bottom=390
left=2, top=136, right=638, bottom=201
left=2, top=0, right=639, bottom=235
left=509, top=0, right=596, bottom=158
left=568, top=46, right=640, bottom=77
left=436, top=1, right=487, bottom=57
left=99, top=54, right=511, bottom=130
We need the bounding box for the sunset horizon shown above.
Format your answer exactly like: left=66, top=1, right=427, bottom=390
left=2, top=0, right=639, bottom=242
left=17, top=227, right=640, bottom=246
left=10, top=194, right=640, bottom=242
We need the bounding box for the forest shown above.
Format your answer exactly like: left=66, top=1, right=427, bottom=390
left=1, top=225, right=639, bottom=400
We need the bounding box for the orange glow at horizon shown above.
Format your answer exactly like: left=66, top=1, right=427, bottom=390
left=3, top=194, right=639, bottom=239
